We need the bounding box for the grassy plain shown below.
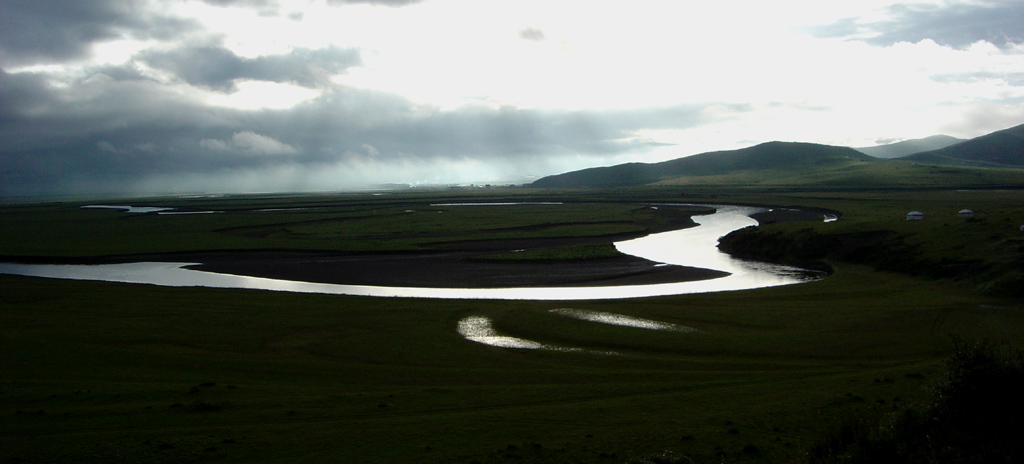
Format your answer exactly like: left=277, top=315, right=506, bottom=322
left=2, top=185, right=1023, bottom=463
left=0, top=193, right=671, bottom=258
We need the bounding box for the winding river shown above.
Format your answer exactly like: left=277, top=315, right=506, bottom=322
left=0, top=205, right=822, bottom=300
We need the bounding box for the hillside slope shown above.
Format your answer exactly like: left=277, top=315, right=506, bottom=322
left=855, top=135, right=963, bottom=159
left=531, top=142, right=873, bottom=188
left=902, top=123, right=1024, bottom=167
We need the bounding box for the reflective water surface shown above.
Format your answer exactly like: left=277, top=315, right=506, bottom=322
left=82, top=205, right=173, bottom=213
left=456, top=316, right=549, bottom=350
left=615, top=205, right=816, bottom=292
left=456, top=315, right=618, bottom=354
left=550, top=308, right=698, bottom=332
left=458, top=309, right=698, bottom=352
left=0, top=206, right=824, bottom=300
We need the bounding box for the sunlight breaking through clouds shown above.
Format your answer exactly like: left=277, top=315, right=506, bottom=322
left=1, top=0, right=1023, bottom=197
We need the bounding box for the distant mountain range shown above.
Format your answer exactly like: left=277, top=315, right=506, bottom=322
left=854, top=135, right=964, bottom=159
left=901, top=123, right=1024, bottom=167
left=530, top=123, right=1024, bottom=189
left=530, top=142, right=872, bottom=188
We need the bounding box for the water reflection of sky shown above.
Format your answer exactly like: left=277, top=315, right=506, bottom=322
left=0, top=206, right=824, bottom=300
left=550, top=308, right=698, bottom=333
left=456, top=314, right=620, bottom=354
left=458, top=308, right=697, bottom=352
left=615, top=205, right=816, bottom=292
left=82, top=205, right=173, bottom=213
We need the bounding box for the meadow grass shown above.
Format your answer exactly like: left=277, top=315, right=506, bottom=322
left=470, top=243, right=624, bottom=261
left=0, top=194, right=666, bottom=257
left=3, top=264, right=1019, bottom=463
left=653, top=159, right=1024, bottom=191
left=716, top=188, right=1024, bottom=296
left=2, top=187, right=1023, bottom=463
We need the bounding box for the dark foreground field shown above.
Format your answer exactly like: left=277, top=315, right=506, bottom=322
left=2, top=188, right=1023, bottom=463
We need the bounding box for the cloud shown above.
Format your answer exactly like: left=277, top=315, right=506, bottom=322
left=0, top=0, right=198, bottom=65
left=202, top=131, right=299, bottom=156
left=200, top=0, right=280, bottom=6
left=518, top=27, right=546, bottom=42
left=326, top=0, right=424, bottom=6
left=0, top=67, right=710, bottom=196
left=0, top=69, right=53, bottom=130
left=930, top=70, right=1024, bottom=86
left=142, top=44, right=362, bottom=91
left=295, top=101, right=704, bottom=162
left=2, top=0, right=1023, bottom=198
left=96, top=141, right=119, bottom=153
left=812, top=1, right=1024, bottom=49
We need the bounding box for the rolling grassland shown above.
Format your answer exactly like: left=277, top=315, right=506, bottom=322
left=2, top=187, right=1022, bottom=463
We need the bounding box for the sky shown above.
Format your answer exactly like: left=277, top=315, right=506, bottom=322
left=1, top=0, right=1023, bottom=197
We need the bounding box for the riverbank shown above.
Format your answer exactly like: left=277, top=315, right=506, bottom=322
left=186, top=250, right=730, bottom=288
left=186, top=207, right=827, bottom=288
left=1, top=205, right=830, bottom=289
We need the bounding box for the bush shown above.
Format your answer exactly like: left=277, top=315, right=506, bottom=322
left=804, top=338, right=1024, bottom=463
left=976, top=272, right=1024, bottom=298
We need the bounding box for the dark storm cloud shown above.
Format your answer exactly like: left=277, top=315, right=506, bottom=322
left=0, top=69, right=52, bottom=127
left=0, top=69, right=230, bottom=144
left=87, top=64, right=151, bottom=83
left=0, top=67, right=707, bottom=196
left=142, top=45, right=362, bottom=91
left=0, top=0, right=198, bottom=65
left=0, top=63, right=274, bottom=192
left=811, top=1, right=1024, bottom=49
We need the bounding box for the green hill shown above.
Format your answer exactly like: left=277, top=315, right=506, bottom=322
left=855, top=134, right=963, bottom=159
left=902, top=123, right=1024, bottom=167
left=530, top=141, right=878, bottom=188
left=532, top=126, right=1024, bottom=190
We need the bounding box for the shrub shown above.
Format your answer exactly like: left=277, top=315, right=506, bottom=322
left=976, top=272, right=1024, bottom=298
left=804, top=338, right=1024, bottom=463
